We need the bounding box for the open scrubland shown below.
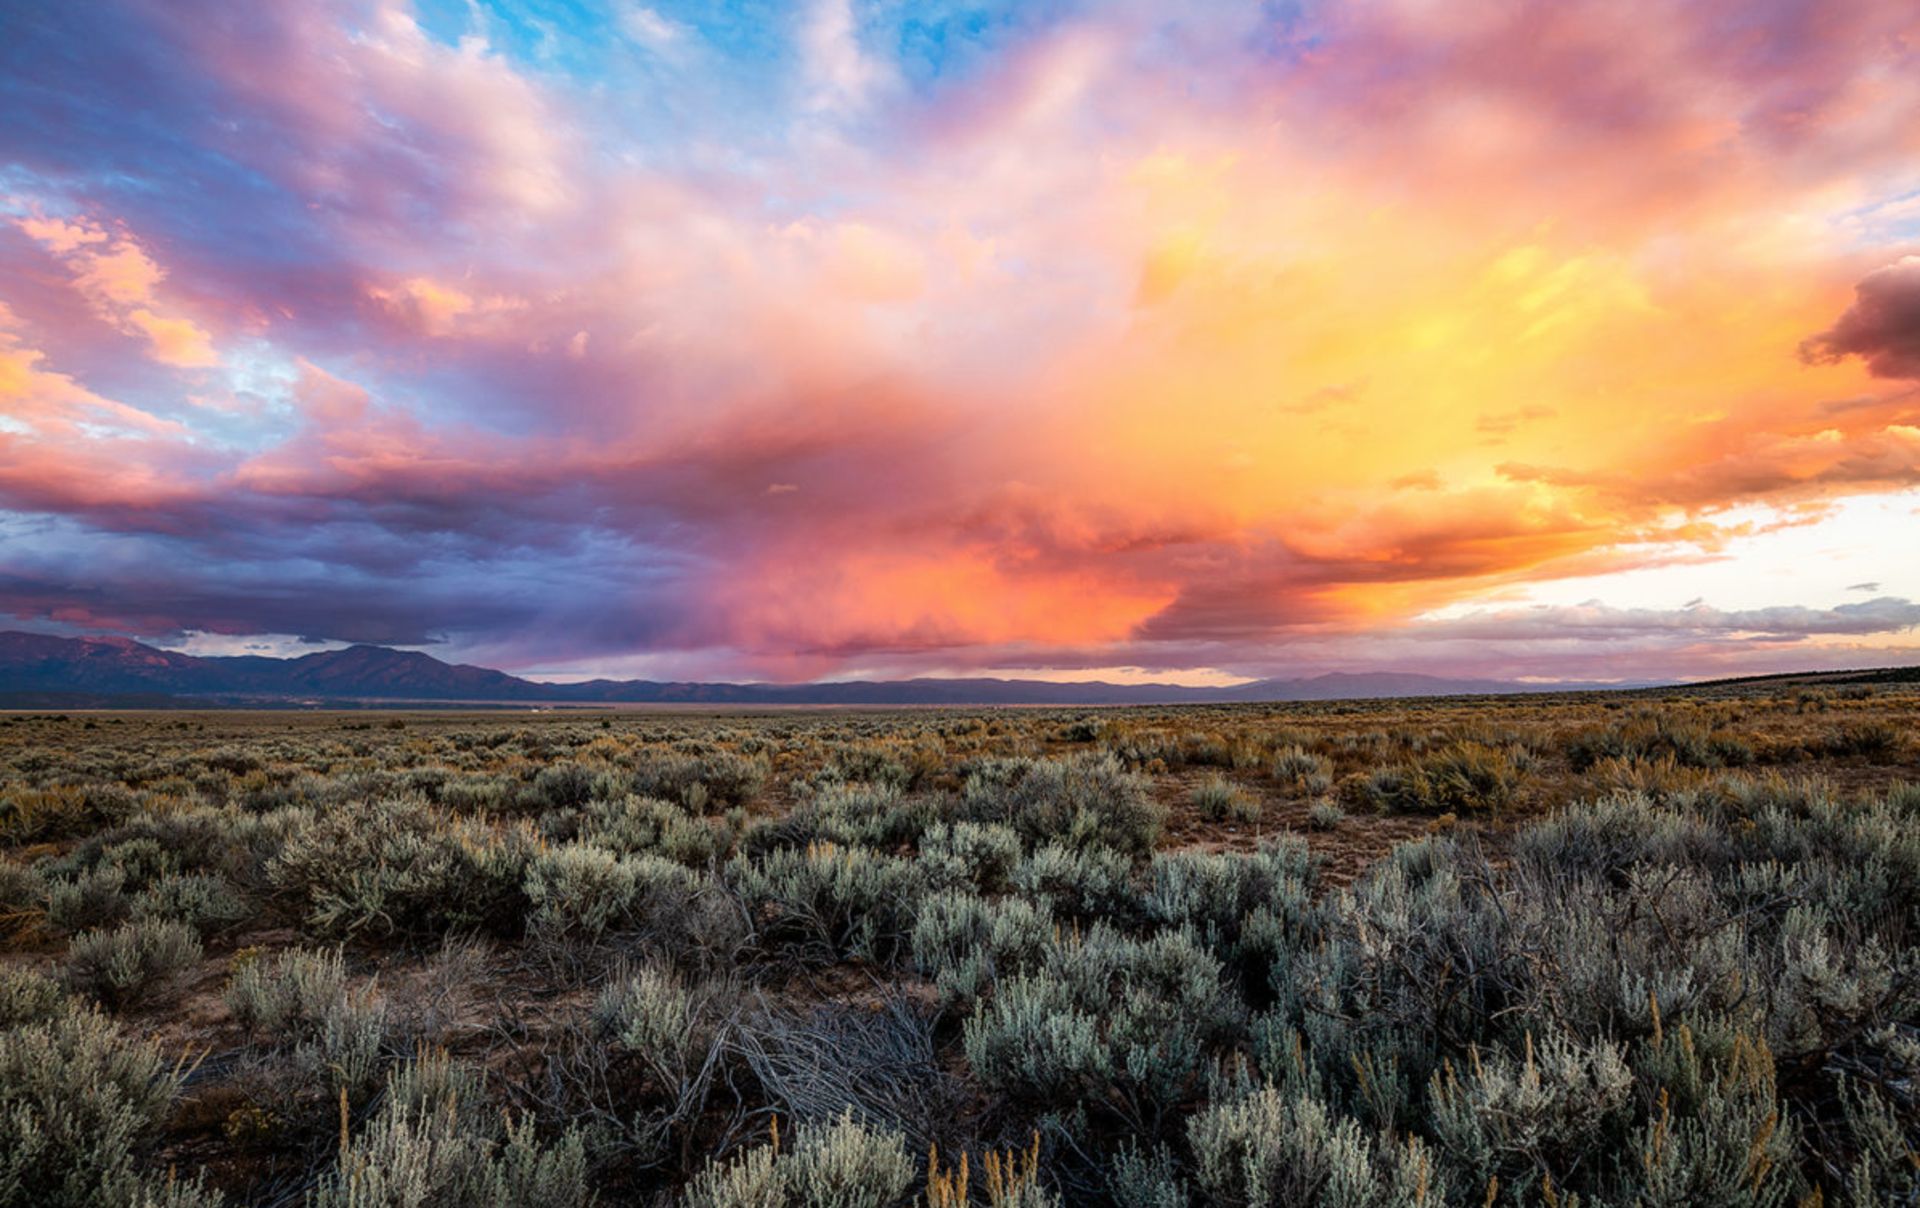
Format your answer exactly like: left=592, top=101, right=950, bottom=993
left=1, top=685, right=1917, bottom=1206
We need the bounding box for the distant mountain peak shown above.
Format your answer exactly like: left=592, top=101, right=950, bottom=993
left=0, top=629, right=1660, bottom=706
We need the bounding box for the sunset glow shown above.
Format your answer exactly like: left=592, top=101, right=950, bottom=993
left=3, top=0, right=1919, bottom=682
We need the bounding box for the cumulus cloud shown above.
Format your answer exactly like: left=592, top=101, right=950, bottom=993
left=1803, top=257, right=1920, bottom=380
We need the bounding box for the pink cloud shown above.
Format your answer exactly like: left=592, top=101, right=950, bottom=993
left=12, top=215, right=218, bottom=368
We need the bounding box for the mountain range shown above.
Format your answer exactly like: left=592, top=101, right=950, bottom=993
left=0, top=630, right=1658, bottom=707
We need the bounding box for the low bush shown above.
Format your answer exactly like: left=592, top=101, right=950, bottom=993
left=1184, top=1082, right=1437, bottom=1208
left=1011, top=842, right=1136, bottom=920
left=0, top=859, right=45, bottom=937
left=45, top=864, right=130, bottom=934
left=1426, top=1028, right=1635, bottom=1197
left=730, top=843, right=925, bottom=965
left=626, top=750, right=769, bottom=811
left=579, top=795, right=725, bottom=866
left=269, top=797, right=535, bottom=938
left=225, top=946, right=386, bottom=1101
left=0, top=966, right=67, bottom=1028
left=963, top=924, right=1240, bottom=1134
left=310, top=1048, right=591, bottom=1207
left=912, top=889, right=1053, bottom=1004
left=129, top=872, right=251, bottom=936
left=1817, top=720, right=1903, bottom=758
left=1566, top=717, right=1756, bottom=772
left=918, top=821, right=1023, bottom=893
left=961, top=753, right=1164, bottom=858
left=224, top=946, right=348, bottom=1037
left=65, top=919, right=202, bottom=1010
left=683, top=1111, right=914, bottom=1208
left=0, top=1005, right=204, bottom=1207
left=0, top=783, right=134, bottom=846
left=523, top=843, right=644, bottom=941
left=1190, top=775, right=1262, bottom=823
left=1143, top=841, right=1317, bottom=976
left=1346, top=743, right=1518, bottom=815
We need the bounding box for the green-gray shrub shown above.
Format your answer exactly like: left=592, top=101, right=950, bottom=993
left=917, top=821, right=1022, bottom=893
left=1011, top=842, right=1136, bottom=920
left=129, top=873, right=250, bottom=937
left=1307, top=800, right=1345, bottom=830
left=626, top=750, right=768, bottom=810
left=65, top=919, right=201, bottom=1010
left=961, top=753, right=1164, bottom=858
left=0, top=966, right=67, bottom=1028
left=225, top=946, right=386, bottom=1101
left=310, top=1049, right=591, bottom=1207
left=911, top=889, right=1053, bottom=1004
left=46, top=865, right=130, bottom=934
left=225, top=946, right=348, bottom=1037
left=579, top=795, right=724, bottom=866
left=0, top=1007, right=191, bottom=1207
left=269, top=797, right=535, bottom=938
left=523, top=843, right=641, bottom=941
left=1426, top=1029, right=1633, bottom=1196
left=1187, top=1082, right=1437, bottom=1208
left=1191, top=775, right=1261, bottom=823
left=683, top=1111, right=913, bottom=1208
left=729, top=843, right=925, bottom=964
left=1272, top=745, right=1330, bottom=785
left=963, top=924, right=1240, bottom=1131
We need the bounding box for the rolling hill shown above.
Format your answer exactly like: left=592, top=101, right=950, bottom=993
left=0, top=630, right=1660, bottom=706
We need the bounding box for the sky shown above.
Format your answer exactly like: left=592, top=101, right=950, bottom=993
left=1, top=0, right=1918, bottom=686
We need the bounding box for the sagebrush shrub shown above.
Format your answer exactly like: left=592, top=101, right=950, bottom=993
left=961, top=753, right=1164, bottom=858
left=1191, top=775, right=1261, bottom=823
left=1011, top=842, right=1136, bottom=920
left=592, top=962, right=737, bottom=1163
left=912, top=889, right=1053, bottom=1004
left=310, top=1049, right=591, bottom=1207
left=1566, top=717, right=1754, bottom=772
left=683, top=1111, right=914, bottom=1208
left=65, top=919, right=202, bottom=1010
left=0, top=858, right=45, bottom=934
left=1143, top=841, right=1317, bottom=975
left=918, top=821, right=1023, bottom=893
left=130, top=872, right=250, bottom=936
left=225, top=946, right=348, bottom=1037
left=730, top=843, right=925, bottom=964
left=1271, top=745, right=1330, bottom=786
left=580, top=794, right=723, bottom=865
left=1426, top=1029, right=1633, bottom=1195
left=224, top=945, right=386, bottom=1100
left=269, top=796, right=535, bottom=938
left=1624, top=1020, right=1801, bottom=1207
left=626, top=749, right=769, bottom=810
left=1187, top=1082, right=1436, bottom=1208
left=46, top=864, right=130, bottom=934
left=523, top=842, right=642, bottom=940
left=0, top=1006, right=196, bottom=1207
left=963, top=924, right=1240, bottom=1132
left=0, top=966, right=67, bottom=1028
left=1348, top=744, right=1518, bottom=815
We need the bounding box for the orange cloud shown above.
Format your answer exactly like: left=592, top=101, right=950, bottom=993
left=13, top=215, right=218, bottom=368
